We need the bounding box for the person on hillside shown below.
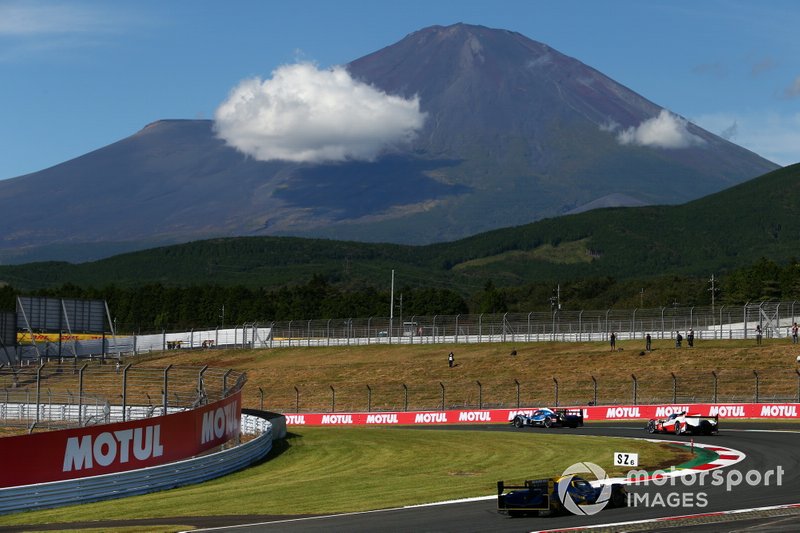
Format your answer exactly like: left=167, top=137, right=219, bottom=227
left=610, top=332, right=616, bottom=351
left=756, top=325, right=763, bottom=345
left=792, top=322, right=798, bottom=344
left=448, top=351, right=454, bottom=368
left=687, top=328, right=694, bottom=348
left=645, top=333, right=652, bottom=352
left=675, top=331, right=683, bottom=348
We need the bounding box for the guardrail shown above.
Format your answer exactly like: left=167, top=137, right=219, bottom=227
left=0, top=412, right=275, bottom=515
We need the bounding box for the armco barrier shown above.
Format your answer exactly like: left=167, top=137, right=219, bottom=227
left=0, top=412, right=275, bottom=515
left=283, top=402, right=800, bottom=426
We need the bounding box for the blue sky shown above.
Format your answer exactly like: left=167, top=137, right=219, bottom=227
left=1, top=0, right=799, bottom=181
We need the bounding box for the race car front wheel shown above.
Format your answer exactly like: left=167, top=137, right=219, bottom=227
left=674, top=422, right=682, bottom=435
left=514, top=417, right=524, bottom=428
left=544, top=417, right=553, bottom=428
left=646, top=420, right=656, bottom=433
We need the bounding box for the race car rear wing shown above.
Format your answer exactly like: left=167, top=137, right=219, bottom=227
left=497, top=478, right=554, bottom=513
left=684, top=414, right=719, bottom=423
left=556, top=408, right=584, bottom=423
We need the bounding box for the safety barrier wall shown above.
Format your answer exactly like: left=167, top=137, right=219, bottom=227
left=0, top=391, right=242, bottom=487
left=0, top=412, right=274, bottom=515
left=282, top=402, right=800, bottom=426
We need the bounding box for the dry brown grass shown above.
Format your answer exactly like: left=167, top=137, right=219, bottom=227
left=124, top=337, right=800, bottom=413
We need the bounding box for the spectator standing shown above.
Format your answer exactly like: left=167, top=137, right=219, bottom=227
left=687, top=329, right=694, bottom=348
left=610, top=332, right=616, bottom=351
left=756, top=325, right=763, bottom=346
left=448, top=351, right=454, bottom=368
left=675, top=331, right=683, bottom=348
left=645, top=333, right=652, bottom=352
left=792, top=323, right=798, bottom=344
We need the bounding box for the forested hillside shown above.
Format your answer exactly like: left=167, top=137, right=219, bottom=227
left=1, top=165, right=798, bottom=330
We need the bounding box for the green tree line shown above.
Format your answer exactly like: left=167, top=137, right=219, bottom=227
left=2, top=258, right=800, bottom=333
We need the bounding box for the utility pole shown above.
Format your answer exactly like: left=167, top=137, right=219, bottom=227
left=390, top=270, right=394, bottom=339
left=709, top=274, right=717, bottom=328
left=550, top=284, right=561, bottom=311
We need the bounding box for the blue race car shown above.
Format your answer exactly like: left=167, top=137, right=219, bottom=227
left=511, top=408, right=584, bottom=429
left=498, top=476, right=627, bottom=516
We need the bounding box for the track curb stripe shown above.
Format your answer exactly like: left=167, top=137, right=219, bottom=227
left=530, top=502, right=800, bottom=532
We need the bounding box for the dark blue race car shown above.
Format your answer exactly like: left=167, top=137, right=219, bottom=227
left=498, top=476, right=628, bottom=517
left=511, top=408, right=584, bottom=429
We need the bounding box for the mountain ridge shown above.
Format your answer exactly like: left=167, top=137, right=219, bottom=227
left=0, top=163, right=797, bottom=293
left=0, top=23, right=778, bottom=264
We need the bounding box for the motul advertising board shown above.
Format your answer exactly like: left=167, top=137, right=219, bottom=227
left=283, top=402, right=800, bottom=426
left=0, top=391, right=241, bottom=488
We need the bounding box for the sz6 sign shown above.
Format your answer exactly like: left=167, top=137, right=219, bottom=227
left=614, top=452, right=639, bottom=467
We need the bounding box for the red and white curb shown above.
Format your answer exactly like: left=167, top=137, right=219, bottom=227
left=531, top=503, right=800, bottom=532
left=592, top=438, right=746, bottom=486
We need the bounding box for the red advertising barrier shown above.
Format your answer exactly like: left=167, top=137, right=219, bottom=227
left=283, top=402, right=800, bottom=426
left=0, top=391, right=241, bottom=488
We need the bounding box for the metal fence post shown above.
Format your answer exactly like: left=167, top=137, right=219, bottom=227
left=77, top=363, right=87, bottom=426
left=122, top=363, right=132, bottom=421
left=162, top=364, right=172, bottom=416
left=712, top=371, right=718, bottom=403
left=403, top=383, right=408, bottom=412
left=591, top=375, right=597, bottom=406
left=514, top=379, right=520, bottom=408
left=553, top=377, right=559, bottom=407
left=631, top=374, right=638, bottom=406
left=439, top=382, right=445, bottom=411
left=259, top=387, right=264, bottom=411
left=35, top=362, right=45, bottom=424
left=671, top=372, right=677, bottom=404
left=476, top=380, right=482, bottom=409
left=367, top=384, right=372, bottom=412
left=753, top=370, right=759, bottom=403
left=197, top=365, right=208, bottom=405
left=330, top=385, right=335, bottom=413
left=294, top=386, right=300, bottom=413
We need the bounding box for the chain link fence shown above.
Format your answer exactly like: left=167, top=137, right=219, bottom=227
left=256, top=368, right=800, bottom=414
left=265, top=301, right=800, bottom=347
left=0, top=362, right=246, bottom=432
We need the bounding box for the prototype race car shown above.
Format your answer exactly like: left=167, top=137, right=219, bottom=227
left=511, top=408, right=584, bottom=429
left=497, top=475, right=628, bottom=517
left=646, top=411, right=718, bottom=435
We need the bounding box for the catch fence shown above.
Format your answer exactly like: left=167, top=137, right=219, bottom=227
left=0, top=362, right=246, bottom=431
left=265, top=301, right=800, bottom=347
left=253, top=368, right=800, bottom=415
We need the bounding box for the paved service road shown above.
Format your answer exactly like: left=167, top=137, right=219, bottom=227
left=202, top=422, right=799, bottom=533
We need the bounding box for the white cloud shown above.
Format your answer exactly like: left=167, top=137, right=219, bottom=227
left=0, top=1, right=117, bottom=36
left=695, top=111, right=800, bottom=166
left=616, top=110, right=705, bottom=149
left=213, top=63, right=427, bottom=164
left=0, top=1, right=147, bottom=62
left=784, top=76, right=800, bottom=99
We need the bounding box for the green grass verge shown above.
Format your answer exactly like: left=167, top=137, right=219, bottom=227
left=0, top=427, right=689, bottom=527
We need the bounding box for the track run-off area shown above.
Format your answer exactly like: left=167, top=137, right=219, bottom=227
left=187, top=420, right=800, bottom=533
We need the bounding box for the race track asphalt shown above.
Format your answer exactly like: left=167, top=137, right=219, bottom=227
left=196, top=421, right=800, bottom=533
left=2, top=421, right=797, bottom=532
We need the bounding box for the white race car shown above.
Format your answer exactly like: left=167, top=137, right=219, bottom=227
left=646, top=411, right=718, bottom=435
